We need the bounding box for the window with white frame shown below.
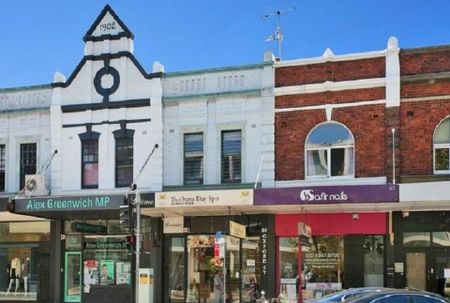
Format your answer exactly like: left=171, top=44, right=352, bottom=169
left=221, top=130, right=241, bottom=183
left=434, top=117, right=450, bottom=174
left=184, top=133, right=204, bottom=185
left=305, top=122, right=354, bottom=178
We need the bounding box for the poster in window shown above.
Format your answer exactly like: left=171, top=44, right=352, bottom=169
left=83, top=260, right=99, bottom=293
left=99, top=260, right=115, bottom=285
left=116, top=262, right=131, bottom=285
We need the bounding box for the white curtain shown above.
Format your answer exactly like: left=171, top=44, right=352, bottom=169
left=343, top=147, right=354, bottom=176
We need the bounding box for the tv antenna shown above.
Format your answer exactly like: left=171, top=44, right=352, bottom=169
left=263, top=4, right=295, bottom=59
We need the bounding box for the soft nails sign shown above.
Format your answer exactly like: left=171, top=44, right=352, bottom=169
left=255, top=184, right=399, bottom=205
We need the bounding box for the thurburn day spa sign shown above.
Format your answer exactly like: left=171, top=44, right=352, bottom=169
left=15, top=195, right=125, bottom=213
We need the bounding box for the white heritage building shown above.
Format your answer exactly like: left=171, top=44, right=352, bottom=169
left=0, top=5, right=276, bottom=303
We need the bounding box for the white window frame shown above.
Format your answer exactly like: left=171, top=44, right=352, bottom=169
left=305, top=122, right=355, bottom=179
left=433, top=143, right=450, bottom=174
left=433, top=116, right=450, bottom=175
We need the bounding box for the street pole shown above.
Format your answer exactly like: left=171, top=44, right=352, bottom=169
left=135, top=190, right=141, bottom=303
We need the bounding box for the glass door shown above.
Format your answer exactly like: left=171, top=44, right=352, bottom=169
left=64, top=252, right=82, bottom=302
left=432, top=252, right=450, bottom=297
left=241, top=236, right=260, bottom=303
left=405, top=252, right=427, bottom=290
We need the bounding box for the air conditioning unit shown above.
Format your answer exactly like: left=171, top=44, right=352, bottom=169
left=25, top=175, right=48, bottom=196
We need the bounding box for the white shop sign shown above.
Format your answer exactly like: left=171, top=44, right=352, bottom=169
left=155, top=189, right=253, bottom=207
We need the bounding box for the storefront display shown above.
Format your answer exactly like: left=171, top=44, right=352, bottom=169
left=0, top=221, right=50, bottom=301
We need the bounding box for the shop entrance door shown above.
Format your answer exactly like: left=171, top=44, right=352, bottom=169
left=405, top=251, right=428, bottom=291
left=186, top=235, right=241, bottom=303
left=64, top=252, right=82, bottom=302
left=431, top=251, right=450, bottom=297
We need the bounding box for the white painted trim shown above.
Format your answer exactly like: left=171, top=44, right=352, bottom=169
left=275, top=176, right=387, bottom=188
left=275, top=78, right=385, bottom=96
left=401, top=95, right=450, bottom=103
left=276, top=50, right=386, bottom=67
left=275, top=99, right=386, bottom=113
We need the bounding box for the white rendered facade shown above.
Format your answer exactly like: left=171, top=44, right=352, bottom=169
left=162, top=53, right=275, bottom=188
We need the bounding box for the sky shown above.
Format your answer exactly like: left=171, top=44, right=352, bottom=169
left=1, top=0, right=450, bottom=88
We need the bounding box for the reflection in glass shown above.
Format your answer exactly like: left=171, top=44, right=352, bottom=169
left=306, top=122, right=354, bottom=178
left=403, top=232, right=431, bottom=247
left=433, top=232, right=450, bottom=246
left=169, top=237, right=185, bottom=303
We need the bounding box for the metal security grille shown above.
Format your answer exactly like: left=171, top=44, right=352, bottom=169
left=221, top=130, right=241, bottom=183
left=0, top=145, right=5, bottom=192
left=20, top=143, right=37, bottom=190
left=82, top=140, right=99, bottom=188
left=184, top=133, right=203, bottom=185
left=115, top=137, right=133, bottom=187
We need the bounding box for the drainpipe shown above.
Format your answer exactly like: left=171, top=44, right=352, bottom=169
left=391, top=128, right=396, bottom=184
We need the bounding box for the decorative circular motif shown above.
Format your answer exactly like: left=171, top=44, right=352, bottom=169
left=94, top=66, right=120, bottom=101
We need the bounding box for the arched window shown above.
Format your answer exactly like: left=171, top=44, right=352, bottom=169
left=305, top=122, right=354, bottom=178
left=434, top=117, right=450, bottom=174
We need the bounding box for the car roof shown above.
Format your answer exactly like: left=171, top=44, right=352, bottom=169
left=345, top=290, right=449, bottom=303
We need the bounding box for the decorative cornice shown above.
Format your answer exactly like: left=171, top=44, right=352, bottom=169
left=276, top=49, right=386, bottom=67
left=275, top=78, right=386, bottom=96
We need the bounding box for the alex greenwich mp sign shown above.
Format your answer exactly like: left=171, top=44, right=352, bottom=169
left=15, top=195, right=125, bottom=213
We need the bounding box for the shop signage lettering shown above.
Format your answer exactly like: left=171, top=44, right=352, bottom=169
left=25, top=197, right=110, bottom=210
left=261, top=227, right=268, bottom=276
left=229, top=221, right=246, bottom=239
left=15, top=195, right=125, bottom=213
left=72, top=222, right=107, bottom=234
left=84, top=240, right=128, bottom=250
left=255, top=184, right=399, bottom=205
left=156, top=189, right=253, bottom=207
left=300, top=189, right=348, bottom=202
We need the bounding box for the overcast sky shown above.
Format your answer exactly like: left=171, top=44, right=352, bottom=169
left=1, top=0, right=449, bottom=88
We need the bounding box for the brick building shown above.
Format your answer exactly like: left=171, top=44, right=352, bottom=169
left=253, top=37, right=450, bottom=301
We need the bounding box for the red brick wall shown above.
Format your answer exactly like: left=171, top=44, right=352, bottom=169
left=275, top=104, right=387, bottom=180
left=276, top=88, right=385, bottom=109
left=401, top=80, right=450, bottom=99
left=400, top=48, right=450, bottom=75
left=400, top=100, right=450, bottom=175
left=276, top=57, right=385, bottom=87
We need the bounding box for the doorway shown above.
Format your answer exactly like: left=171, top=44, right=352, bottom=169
left=186, top=235, right=241, bottom=303
left=64, top=251, right=82, bottom=302
left=405, top=250, right=450, bottom=297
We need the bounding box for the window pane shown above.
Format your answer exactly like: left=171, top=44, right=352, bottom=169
left=307, top=123, right=353, bottom=147
left=306, top=150, right=328, bottom=176
left=82, top=140, right=99, bottom=188
left=116, top=138, right=133, bottom=187
left=435, top=148, right=450, bottom=171
left=363, top=236, right=384, bottom=287
left=168, top=237, right=185, bottom=302
left=184, top=133, right=203, bottom=185
left=279, top=237, right=299, bottom=303
left=20, top=143, right=37, bottom=189
left=221, top=130, right=241, bottom=183
left=83, top=163, right=99, bottom=187
left=330, top=147, right=354, bottom=176
left=433, top=232, right=450, bottom=247
left=434, top=118, right=450, bottom=144
left=403, top=232, right=431, bottom=247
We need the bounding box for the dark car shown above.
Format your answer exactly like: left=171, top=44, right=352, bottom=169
left=344, top=289, right=449, bottom=303
left=305, top=287, right=390, bottom=303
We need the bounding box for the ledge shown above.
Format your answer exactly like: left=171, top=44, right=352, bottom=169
left=163, top=183, right=259, bottom=192
left=399, top=174, right=450, bottom=183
